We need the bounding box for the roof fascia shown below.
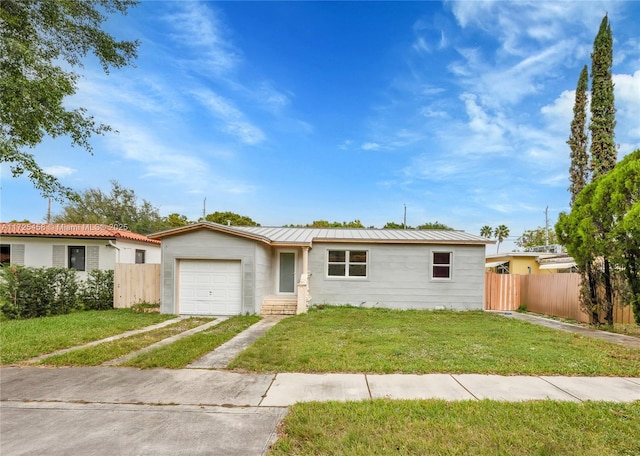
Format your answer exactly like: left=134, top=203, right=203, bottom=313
left=149, top=222, right=272, bottom=245
left=310, top=238, right=492, bottom=246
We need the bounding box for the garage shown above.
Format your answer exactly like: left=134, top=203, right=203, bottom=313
left=178, top=259, right=242, bottom=315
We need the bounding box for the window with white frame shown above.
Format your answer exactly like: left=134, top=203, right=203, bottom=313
left=68, top=246, right=86, bottom=271
left=327, top=250, right=367, bottom=278
left=432, top=251, right=452, bottom=279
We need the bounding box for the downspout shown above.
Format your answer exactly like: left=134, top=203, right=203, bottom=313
left=107, top=240, right=120, bottom=264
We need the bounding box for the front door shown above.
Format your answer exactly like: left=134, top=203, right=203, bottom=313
left=278, top=252, right=296, bottom=294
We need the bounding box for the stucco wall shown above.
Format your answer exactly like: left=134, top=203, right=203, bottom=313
left=159, top=229, right=263, bottom=314
left=307, top=243, right=486, bottom=310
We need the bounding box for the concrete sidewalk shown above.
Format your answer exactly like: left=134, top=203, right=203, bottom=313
left=2, top=367, right=639, bottom=406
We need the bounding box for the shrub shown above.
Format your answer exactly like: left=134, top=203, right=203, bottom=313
left=0, top=266, right=81, bottom=318
left=79, top=269, right=114, bottom=310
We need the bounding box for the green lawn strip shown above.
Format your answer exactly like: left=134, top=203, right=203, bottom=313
left=270, top=399, right=640, bottom=456
left=122, top=315, right=261, bottom=369
left=0, top=310, right=174, bottom=365
left=229, top=307, right=640, bottom=376
left=38, top=317, right=213, bottom=366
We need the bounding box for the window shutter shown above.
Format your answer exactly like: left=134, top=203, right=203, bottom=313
left=52, top=245, right=65, bottom=267
left=87, top=246, right=100, bottom=271
left=12, top=244, right=25, bottom=266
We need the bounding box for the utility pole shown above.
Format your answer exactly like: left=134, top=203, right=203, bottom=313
left=403, top=204, right=407, bottom=229
left=47, top=199, right=51, bottom=223
left=202, top=197, right=206, bottom=220
left=544, top=206, right=550, bottom=251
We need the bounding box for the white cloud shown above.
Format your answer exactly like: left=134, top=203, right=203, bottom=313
left=43, top=165, right=76, bottom=178
left=362, top=142, right=382, bottom=151
left=613, top=70, right=640, bottom=140
left=165, top=1, right=240, bottom=76
left=192, top=90, right=266, bottom=145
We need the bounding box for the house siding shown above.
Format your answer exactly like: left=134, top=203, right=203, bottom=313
left=308, top=243, right=485, bottom=310
left=159, top=229, right=262, bottom=315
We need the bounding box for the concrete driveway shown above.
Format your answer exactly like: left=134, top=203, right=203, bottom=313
left=1, top=367, right=286, bottom=456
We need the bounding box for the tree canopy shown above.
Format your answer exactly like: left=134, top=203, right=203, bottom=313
left=589, top=14, right=616, bottom=179
left=203, top=211, right=260, bottom=226
left=53, top=180, right=164, bottom=234
left=0, top=0, right=139, bottom=201
left=567, top=65, right=589, bottom=206
left=516, top=227, right=558, bottom=251
left=557, top=150, right=640, bottom=324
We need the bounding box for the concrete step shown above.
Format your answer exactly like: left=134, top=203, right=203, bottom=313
left=260, top=297, right=297, bottom=316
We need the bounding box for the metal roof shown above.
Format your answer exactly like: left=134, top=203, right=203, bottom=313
left=150, top=222, right=493, bottom=246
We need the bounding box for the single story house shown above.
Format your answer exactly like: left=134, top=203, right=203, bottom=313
left=0, top=222, right=161, bottom=279
left=149, top=222, right=494, bottom=316
left=485, top=252, right=577, bottom=274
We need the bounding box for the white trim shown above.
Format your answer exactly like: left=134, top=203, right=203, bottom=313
left=539, top=262, right=577, bottom=269
left=325, top=249, right=369, bottom=279
left=485, top=260, right=509, bottom=268
left=277, top=250, right=297, bottom=294
left=431, top=250, right=453, bottom=281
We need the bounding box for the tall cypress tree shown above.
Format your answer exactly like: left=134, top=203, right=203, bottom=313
left=567, top=65, right=589, bottom=206
left=589, top=15, right=617, bottom=179
left=589, top=14, right=617, bottom=325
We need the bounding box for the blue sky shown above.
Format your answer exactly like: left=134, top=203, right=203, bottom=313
left=2, top=1, right=639, bottom=250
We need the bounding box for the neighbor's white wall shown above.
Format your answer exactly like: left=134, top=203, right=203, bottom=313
left=113, top=240, right=161, bottom=264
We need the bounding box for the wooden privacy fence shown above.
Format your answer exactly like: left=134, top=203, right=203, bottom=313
left=114, top=264, right=161, bottom=308
left=485, top=272, right=635, bottom=324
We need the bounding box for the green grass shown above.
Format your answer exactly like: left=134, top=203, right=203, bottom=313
left=269, top=399, right=640, bottom=455
left=122, top=315, right=261, bottom=368
left=229, top=307, right=640, bottom=376
left=39, top=317, right=213, bottom=366
left=0, top=310, right=174, bottom=364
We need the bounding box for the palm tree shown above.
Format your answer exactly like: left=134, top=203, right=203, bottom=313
left=480, top=225, right=493, bottom=239
left=494, top=225, right=510, bottom=253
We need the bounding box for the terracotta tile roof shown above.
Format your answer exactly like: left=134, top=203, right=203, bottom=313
left=0, top=223, right=160, bottom=245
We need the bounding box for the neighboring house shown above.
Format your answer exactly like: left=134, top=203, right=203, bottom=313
left=0, top=223, right=161, bottom=278
left=485, top=252, right=577, bottom=274
left=148, top=222, right=494, bottom=316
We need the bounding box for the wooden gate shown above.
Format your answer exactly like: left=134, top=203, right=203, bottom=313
left=114, top=263, right=160, bottom=308
left=485, top=272, right=520, bottom=311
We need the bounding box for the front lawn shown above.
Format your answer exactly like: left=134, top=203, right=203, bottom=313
left=122, top=315, right=261, bottom=368
left=270, top=399, right=640, bottom=455
left=0, top=310, right=174, bottom=365
left=38, top=317, right=214, bottom=366
left=229, top=307, right=640, bottom=376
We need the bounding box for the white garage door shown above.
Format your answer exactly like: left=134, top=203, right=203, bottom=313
left=179, top=260, right=242, bottom=315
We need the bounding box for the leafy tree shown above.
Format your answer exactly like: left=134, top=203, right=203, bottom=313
left=383, top=222, right=408, bottom=229
left=591, top=150, right=640, bottom=324
left=203, top=211, right=260, bottom=226
left=516, top=227, right=558, bottom=251
left=480, top=225, right=493, bottom=239
left=589, top=14, right=617, bottom=179
left=567, top=65, right=590, bottom=206
left=417, top=221, right=454, bottom=230
left=286, top=220, right=365, bottom=228
left=0, top=0, right=139, bottom=201
left=494, top=225, right=510, bottom=253
left=589, top=14, right=617, bottom=323
left=163, top=213, right=191, bottom=228
left=557, top=151, right=640, bottom=325
left=53, top=180, right=164, bottom=234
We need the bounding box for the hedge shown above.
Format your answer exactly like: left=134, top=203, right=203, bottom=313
left=0, top=266, right=114, bottom=319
